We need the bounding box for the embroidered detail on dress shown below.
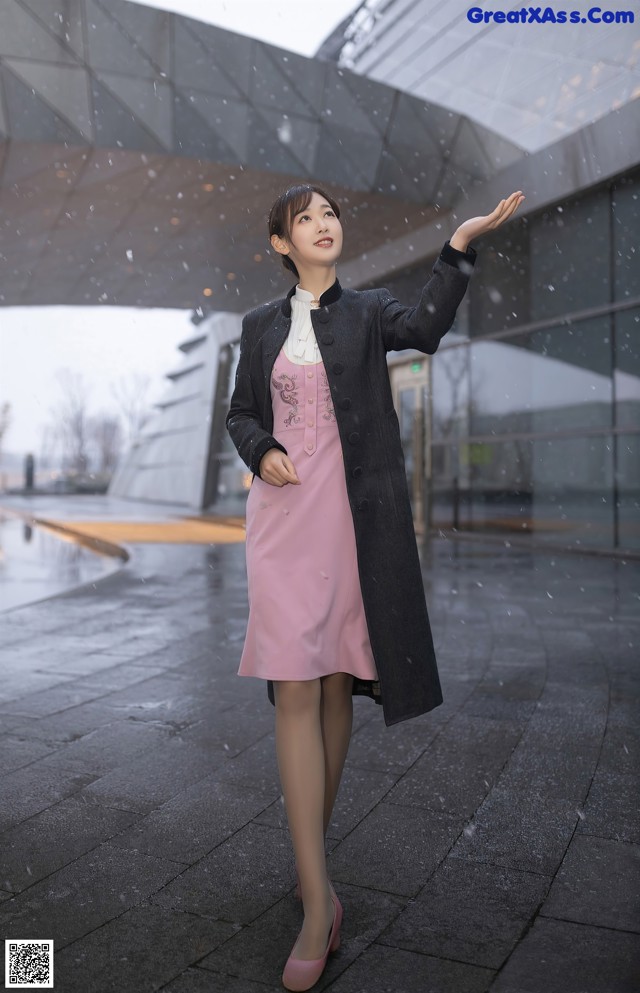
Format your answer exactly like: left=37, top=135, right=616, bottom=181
left=319, top=368, right=336, bottom=422
left=271, top=370, right=301, bottom=427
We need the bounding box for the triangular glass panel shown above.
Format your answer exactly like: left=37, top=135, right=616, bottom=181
left=176, top=88, right=249, bottom=161
left=0, top=1, right=79, bottom=64
left=312, top=124, right=370, bottom=191
left=19, top=0, right=84, bottom=62
left=86, top=0, right=158, bottom=78
left=323, top=68, right=380, bottom=137
left=2, top=63, right=87, bottom=146
left=195, top=22, right=254, bottom=98
left=91, top=77, right=165, bottom=153
left=376, top=144, right=444, bottom=203
left=96, top=72, right=172, bottom=149
left=267, top=48, right=327, bottom=115
left=97, top=0, right=171, bottom=75
left=4, top=60, right=92, bottom=141
left=246, top=106, right=307, bottom=177
left=173, top=18, right=242, bottom=99
left=387, top=94, right=441, bottom=158
left=251, top=45, right=320, bottom=118
left=251, top=105, right=318, bottom=174
left=173, top=90, right=241, bottom=165
left=451, top=119, right=494, bottom=182
left=337, top=71, right=395, bottom=138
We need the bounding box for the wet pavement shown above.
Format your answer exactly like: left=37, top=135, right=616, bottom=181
left=0, top=507, right=125, bottom=612
left=0, top=494, right=639, bottom=992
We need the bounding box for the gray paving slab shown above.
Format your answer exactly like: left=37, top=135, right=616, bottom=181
left=162, top=969, right=271, bottom=993
left=254, top=760, right=399, bottom=839
left=0, top=759, right=100, bottom=833
left=78, top=737, right=223, bottom=813
left=149, top=821, right=296, bottom=924
left=541, top=834, right=640, bottom=932
left=378, top=857, right=551, bottom=969
left=0, top=842, right=184, bottom=948
left=489, top=917, right=640, bottom=992
left=197, top=881, right=405, bottom=989
left=0, top=663, right=169, bottom=719
left=449, top=787, right=583, bottom=875
left=52, top=904, right=234, bottom=993
left=0, top=494, right=639, bottom=992
left=0, top=795, right=140, bottom=892
left=0, top=666, right=80, bottom=705
left=107, top=777, right=278, bottom=864
left=385, top=714, right=525, bottom=818
left=326, top=800, right=463, bottom=895
left=576, top=768, right=640, bottom=845
left=597, top=723, right=640, bottom=778
left=0, top=732, right=59, bottom=774
left=339, top=706, right=446, bottom=776
left=324, top=942, right=494, bottom=993
left=494, top=709, right=604, bottom=802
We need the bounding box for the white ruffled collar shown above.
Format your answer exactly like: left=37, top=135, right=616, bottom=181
left=290, top=284, right=320, bottom=362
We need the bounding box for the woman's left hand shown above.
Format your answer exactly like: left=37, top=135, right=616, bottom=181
left=451, top=191, right=525, bottom=250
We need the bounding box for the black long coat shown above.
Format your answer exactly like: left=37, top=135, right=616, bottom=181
left=226, top=239, right=477, bottom=726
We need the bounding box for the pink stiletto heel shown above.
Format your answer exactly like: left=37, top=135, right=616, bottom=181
left=282, top=890, right=342, bottom=991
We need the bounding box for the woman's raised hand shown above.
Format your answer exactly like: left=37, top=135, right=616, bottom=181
left=259, top=448, right=301, bottom=486
left=452, top=191, right=525, bottom=248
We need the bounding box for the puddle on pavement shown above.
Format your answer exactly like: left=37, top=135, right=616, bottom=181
left=0, top=512, right=124, bottom=612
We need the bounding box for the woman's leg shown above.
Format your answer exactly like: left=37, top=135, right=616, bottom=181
left=274, top=678, right=334, bottom=959
left=319, top=672, right=354, bottom=836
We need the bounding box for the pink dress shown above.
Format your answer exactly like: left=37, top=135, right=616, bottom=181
left=237, top=344, right=379, bottom=683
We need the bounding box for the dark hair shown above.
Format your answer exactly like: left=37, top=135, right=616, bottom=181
left=268, top=184, right=341, bottom=278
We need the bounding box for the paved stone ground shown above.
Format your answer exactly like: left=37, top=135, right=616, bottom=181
left=0, top=495, right=639, bottom=992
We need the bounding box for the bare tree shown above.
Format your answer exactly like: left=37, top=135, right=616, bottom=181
left=432, top=348, right=469, bottom=443
left=0, top=401, right=11, bottom=463
left=50, top=370, right=90, bottom=472
left=89, top=413, right=123, bottom=473
left=0, top=402, right=11, bottom=492
left=111, top=372, right=152, bottom=444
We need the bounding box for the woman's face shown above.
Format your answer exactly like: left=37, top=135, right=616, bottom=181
left=273, top=191, right=343, bottom=273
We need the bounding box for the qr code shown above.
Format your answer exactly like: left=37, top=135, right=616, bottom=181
left=5, top=940, right=54, bottom=988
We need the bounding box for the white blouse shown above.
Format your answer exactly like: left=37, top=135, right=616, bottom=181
left=284, top=284, right=321, bottom=365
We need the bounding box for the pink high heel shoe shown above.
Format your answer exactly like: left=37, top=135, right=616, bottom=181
left=282, top=889, right=342, bottom=991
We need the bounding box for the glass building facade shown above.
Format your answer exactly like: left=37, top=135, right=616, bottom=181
left=364, top=168, right=640, bottom=554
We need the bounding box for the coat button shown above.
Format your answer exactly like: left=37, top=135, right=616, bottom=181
left=348, top=432, right=360, bottom=444
left=352, top=466, right=363, bottom=477
left=340, top=397, right=352, bottom=409
left=333, top=362, right=344, bottom=374
left=357, top=498, right=369, bottom=511
left=317, top=309, right=330, bottom=323
left=321, top=333, right=334, bottom=345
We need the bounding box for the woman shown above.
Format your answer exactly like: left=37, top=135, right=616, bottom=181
left=226, top=184, right=524, bottom=990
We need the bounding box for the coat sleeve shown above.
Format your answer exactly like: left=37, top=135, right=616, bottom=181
left=378, top=239, right=477, bottom=354
left=225, top=314, right=288, bottom=478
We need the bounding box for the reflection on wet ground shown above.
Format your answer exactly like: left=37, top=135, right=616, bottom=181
left=0, top=495, right=638, bottom=991
left=0, top=511, right=124, bottom=612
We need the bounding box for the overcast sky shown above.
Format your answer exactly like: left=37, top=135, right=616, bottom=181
left=0, top=1, right=359, bottom=458
left=0, top=308, right=197, bottom=459
left=128, top=0, right=357, bottom=56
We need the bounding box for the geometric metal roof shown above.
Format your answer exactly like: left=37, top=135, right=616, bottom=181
left=318, top=0, right=640, bottom=153
left=0, top=0, right=523, bottom=311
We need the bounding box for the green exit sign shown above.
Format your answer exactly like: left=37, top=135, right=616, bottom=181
left=411, top=361, right=423, bottom=373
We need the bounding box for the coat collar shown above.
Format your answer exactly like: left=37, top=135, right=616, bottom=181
left=280, top=277, right=342, bottom=317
